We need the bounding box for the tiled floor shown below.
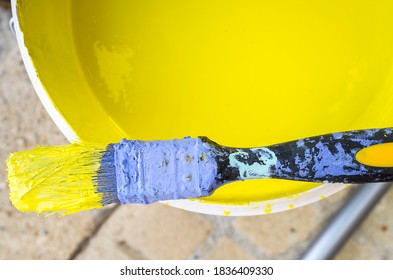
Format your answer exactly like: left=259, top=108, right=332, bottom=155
left=1, top=7, right=392, bottom=260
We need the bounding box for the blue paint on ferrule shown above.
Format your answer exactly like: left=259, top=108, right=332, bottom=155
left=113, top=138, right=218, bottom=204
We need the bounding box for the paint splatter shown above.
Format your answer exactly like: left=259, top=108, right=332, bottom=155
left=264, top=203, right=272, bottom=214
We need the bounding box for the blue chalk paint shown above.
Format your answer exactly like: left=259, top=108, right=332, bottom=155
left=113, top=138, right=218, bottom=204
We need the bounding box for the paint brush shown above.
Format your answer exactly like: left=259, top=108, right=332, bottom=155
left=6, top=128, right=393, bottom=215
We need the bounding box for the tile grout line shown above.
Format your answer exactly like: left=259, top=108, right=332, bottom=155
left=116, top=240, right=149, bottom=260
left=226, top=223, right=267, bottom=259
left=189, top=215, right=269, bottom=260
left=187, top=215, right=231, bottom=259
left=68, top=205, right=120, bottom=260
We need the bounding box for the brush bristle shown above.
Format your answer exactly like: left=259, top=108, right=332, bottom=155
left=6, top=142, right=117, bottom=215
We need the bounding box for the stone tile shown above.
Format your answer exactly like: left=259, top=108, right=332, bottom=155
left=358, top=187, right=393, bottom=256
left=76, top=228, right=134, bottom=260
left=76, top=205, right=146, bottom=260
left=335, top=187, right=393, bottom=259
left=0, top=208, right=109, bottom=259
left=206, top=237, right=251, bottom=260
left=77, top=203, right=212, bottom=260
left=0, top=48, right=111, bottom=259
left=0, top=7, right=13, bottom=62
left=235, top=205, right=318, bottom=257
left=335, top=235, right=380, bottom=260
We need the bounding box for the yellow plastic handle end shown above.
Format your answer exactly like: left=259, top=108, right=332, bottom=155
left=356, top=142, right=393, bottom=167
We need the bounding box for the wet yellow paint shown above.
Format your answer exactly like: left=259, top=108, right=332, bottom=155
left=356, top=143, right=393, bottom=167
left=6, top=143, right=106, bottom=215
left=17, top=0, right=393, bottom=206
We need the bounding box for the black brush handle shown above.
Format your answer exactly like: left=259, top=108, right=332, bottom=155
left=202, top=128, right=393, bottom=185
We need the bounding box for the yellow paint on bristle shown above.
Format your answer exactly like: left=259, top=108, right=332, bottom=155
left=356, top=143, right=393, bottom=167
left=6, top=143, right=107, bottom=215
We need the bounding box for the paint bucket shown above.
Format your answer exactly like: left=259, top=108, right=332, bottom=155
left=11, top=0, right=393, bottom=215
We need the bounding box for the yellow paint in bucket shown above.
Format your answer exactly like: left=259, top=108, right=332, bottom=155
left=15, top=0, right=393, bottom=210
